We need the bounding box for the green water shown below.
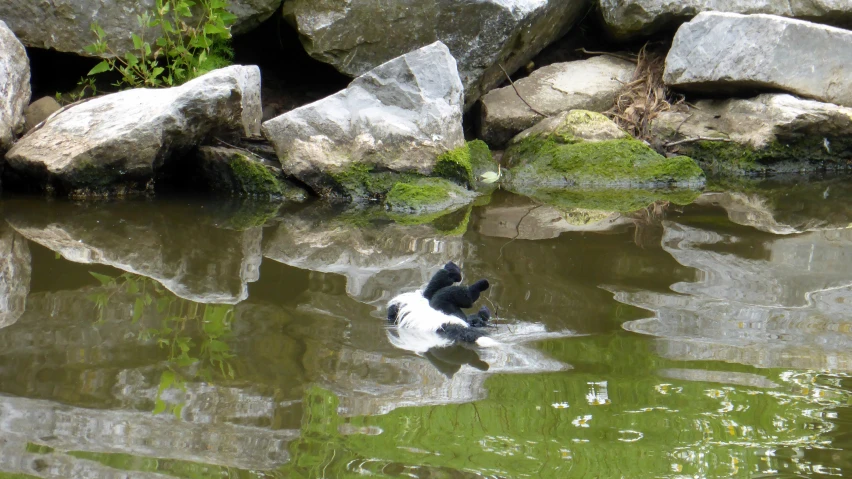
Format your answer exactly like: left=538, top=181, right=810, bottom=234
left=1, top=177, right=851, bottom=478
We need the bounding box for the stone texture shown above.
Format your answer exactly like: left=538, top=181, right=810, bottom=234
left=479, top=56, right=635, bottom=147
left=652, top=94, right=852, bottom=173
left=0, top=223, right=30, bottom=329
left=22, top=96, right=60, bottom=133
left=282, top=0, right=590, bottom=108
left=0, top=0, right=281, bottom=57
left=0, top=20, right=30, bottom=154
left=664, top=12, right=852, bottom=107
left=261, top=42, right=464, bottom=197
left=195, top=146, right=308, bottom=201
left=599, top=0, right=852, bottom=40
left=5, top=199, right=264, bottom=304
left=6, top=66, right=261, bottom=195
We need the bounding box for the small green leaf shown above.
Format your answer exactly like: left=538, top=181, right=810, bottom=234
left=89, top=271, right=114, bottom=285
left=125, top=52, right=139, bottom=67
left=131, top=33, right=143, bottom=50
left=152, top=398, right=167, bottom=415
left=132, top=298, right=144, bottom=323
left=87, top=60, right=111, bottom=76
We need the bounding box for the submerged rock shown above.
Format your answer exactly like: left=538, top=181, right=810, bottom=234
left=262, top=42, right=465, bottom=201
left=599, top=0, right=852, bottom=40
left=479, top=56, right=635, bottom=147
left=0, top=0, right=281, bottom=56
left=505, top=110, right=704, bottom=189
left=282, top=0, right=590, bottom=108
left=664, top=13, right=852, bottom=108
left=6, top=66, right=261, bottom=196
left=653, top=94, right=852, bottom=174
left=195, top=146, right=308, bottom=201
left=4, top=200, right=265, bottom=304
left=0, top=223, right=30, bottom=329
left=0, top=20, right=30, bottom=154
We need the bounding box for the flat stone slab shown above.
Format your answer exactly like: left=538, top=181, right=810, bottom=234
left=664, top=12, right=852, bottom=107
left=479, top=55, right=635, bottom=147
left=599, top=0, right=852, bottom=40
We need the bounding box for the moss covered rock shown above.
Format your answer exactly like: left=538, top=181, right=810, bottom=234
left=653, top=94, right=852, bottom=175
left=385, top=178, right=476, bottom=216
left=196, top=146, right=307, bottom=201
left=434, top=140, right=499, bottom=189
left=505, top=110, right=704, bottom=188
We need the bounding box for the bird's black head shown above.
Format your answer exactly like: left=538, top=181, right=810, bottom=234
left=443, top=261, right=462, bottom=282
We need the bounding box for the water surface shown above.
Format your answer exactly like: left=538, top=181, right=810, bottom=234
left=1, top=178, right=851, bottom=478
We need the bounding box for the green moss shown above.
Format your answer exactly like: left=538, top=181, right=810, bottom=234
left=386, top=180, right=450, bottom=209
left=329, top=163, right=418, bottom=201
left=430, top=206, right=472, bottom=236
left=507, top=136, right=704, bottom=187
left=550, top=110, right=620, bottom=144
left=434, top=144, right=474, bottom=186
left=468, top=139, right=497, bottom=176
left=515, top=187, right=701, bottom=213
left=228, top=154, right=285, bottom=197
left=681, top=136, right=852, bottom=175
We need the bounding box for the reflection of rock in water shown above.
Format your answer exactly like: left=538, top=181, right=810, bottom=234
left=478, top=201, right=632, bottom=240
left=326, top=322, right=573, bottom=417
left=263, top=210, right=464, bottom=304
left=5, top=201, right=262, bottom=304
left=0, top=223, right=30, bottom=328
left=658, top=368, right=780, bottom=389
left=0, top=393, right=298, bottom=473
left=614, top=222, right=852, bottom=371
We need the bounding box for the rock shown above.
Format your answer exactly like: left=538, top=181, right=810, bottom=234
left=23, top=96, right=60, bottom=133
left=0, top=223, right=30, bottom=329
left=652, top=94, right=852, bottom=174
left=282, top=0, right=590, bottom=108
left=0, top=20, right=30, bottom=154
left=0, top=0, right=281, bottom=57
left=261, top=42, right=464, bottom=200
left=600, top=0, right=852, bottom=40
left=504, top=110, right=704, bottom=189
left=4, top=199, right=265, bottom=304
left=5, top=66, right=261, bottom=196
left=479, top=56, right=635, bottom=147
left=478, top=197, right=635, bottom=239
left=385, top=178, right=476, bottom=216
left=195, top=146, right=308, bottom=201
left=664, top=12, right=852, bottom=107
left=613, top=221, right=852, bottom=370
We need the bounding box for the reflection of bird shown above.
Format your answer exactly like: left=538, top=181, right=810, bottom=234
left=386, top=328, right=489, bottom=378
left=824, top=186, right=830, bottom=199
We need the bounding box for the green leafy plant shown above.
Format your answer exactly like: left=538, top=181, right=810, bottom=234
left=85, top=0, right=236, bottom=88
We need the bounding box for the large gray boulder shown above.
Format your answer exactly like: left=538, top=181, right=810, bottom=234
left=0, top=0, right=280, bottom=57
left=282, top=0, right=589, bottom=108
left=652, top=94, right=852, bottom=173
left=0, top=223, right=30, bottom=329
left=261, top=42, right=464, bottom=198
left=5, top=65, right=261, bottom=195
left=600, top=0, right=852, bottom=40
left=664, top=12, right=852, bottom=108
left=479, top=56, right=635, bottom=147
left=0, top=20, right=30, bottom=154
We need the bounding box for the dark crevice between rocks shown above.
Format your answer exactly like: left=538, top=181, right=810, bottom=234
left=231, top=13, right=351, bottom=122
left=26, top=47, right=103, bottom=100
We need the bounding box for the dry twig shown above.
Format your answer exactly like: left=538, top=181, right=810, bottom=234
left=498, top=63, right=549, bottom=118
left=664, top=136, right=732, bottom=147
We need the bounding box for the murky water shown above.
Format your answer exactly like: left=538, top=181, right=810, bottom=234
left=1, top=177, right=852, bottom=478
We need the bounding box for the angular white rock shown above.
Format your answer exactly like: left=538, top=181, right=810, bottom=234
left=480, top=56, right=635, bottom=146
left=664, top=12, right=852, bottom=107
left=261, top=42, right=464, bottom=194
left=5, top=65, right=261, bottom=193
left=0, top=20, right=30, bottom=153
left=0, top=224, right=30, bottom=329
left=599, top=0, right=852, bottom=40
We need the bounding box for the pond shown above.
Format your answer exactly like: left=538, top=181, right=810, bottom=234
left=0, top=177, right=851, bottom=478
